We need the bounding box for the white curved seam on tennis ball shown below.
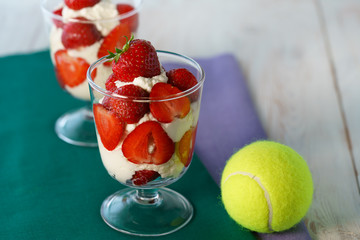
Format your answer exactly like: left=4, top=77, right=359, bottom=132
left=224, top=171, right=274, bottom=232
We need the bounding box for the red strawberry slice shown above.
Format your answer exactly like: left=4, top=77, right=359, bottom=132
left=61, top=17, right=102, bottom=49
left=167, top=68, right=197, bottom=91
left=122, top=121, right=175, bottom=165
left=54, top=49, right=96, bottom=88
left=108, top=85, right=149, bottom=124
left=116, top=4, right=139, bottom=32
left=131, top=170, right=160, bottom=186
left=93, top=103, right=125, bottom=151
left=111, top=38, right=161, bottom=82
left=52, top=8, right=64, bottom=28
left=176, top=127, right=197, bottom=167
left=150, top=83, right=191, bottom=123
left=105, top=73, right=120, bottom=92
left=97, top=24, right=131, bottom=66
left=65, top=0, right=100, bottom=10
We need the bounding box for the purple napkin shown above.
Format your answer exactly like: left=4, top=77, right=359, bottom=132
left=194, top=54, right=311, bottom=240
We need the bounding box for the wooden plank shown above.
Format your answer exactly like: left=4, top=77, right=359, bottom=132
left=317, top=0, right=360, bottom=238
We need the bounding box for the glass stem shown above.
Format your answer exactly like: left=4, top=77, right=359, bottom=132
left=84, top=101, right=94, bottom=120
left=135, top=189, right=161, bottom=205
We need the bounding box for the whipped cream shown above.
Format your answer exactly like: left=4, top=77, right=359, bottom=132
left=162, top=110, right=194, bottom=142
left=98, top=135, right=185, bottom=183
left=65, top=81, right=90, bottom=100
left=49, top=27, right=64, bottom=63
left=68, top=41, right=102, bottom=65
left=115, top=68, right=168, bottom=91
left=62, top=0, right=119, bottom=36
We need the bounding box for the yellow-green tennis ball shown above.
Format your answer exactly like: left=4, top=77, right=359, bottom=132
left=221, top=140, right=313, bottom=233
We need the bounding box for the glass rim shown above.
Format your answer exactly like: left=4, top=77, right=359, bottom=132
left=41, top=0, right=143, bottom=24
left=87, top=50, right=206, bottom=103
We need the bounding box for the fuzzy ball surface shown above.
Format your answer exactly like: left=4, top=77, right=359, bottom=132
left=221, top=141, right=313, bottom=233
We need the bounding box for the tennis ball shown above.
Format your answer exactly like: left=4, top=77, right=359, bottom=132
left=221, top=140, right=313, bottom=233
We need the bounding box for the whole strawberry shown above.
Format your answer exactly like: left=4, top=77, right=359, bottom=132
left=65, top=0, right=100, bottom=10
left=107, top=84, right=150, bottom=124
left=108, top=36, right=161, bottom=82
left=61, top=17, right=102, bottom=49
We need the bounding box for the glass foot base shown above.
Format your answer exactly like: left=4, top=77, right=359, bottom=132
left=101, top=188, right=193, bottom=236
left=55, top=106, right=97, bottom=147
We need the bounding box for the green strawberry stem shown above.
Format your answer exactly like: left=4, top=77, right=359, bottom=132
left=106, top=35, right=134, bottom=63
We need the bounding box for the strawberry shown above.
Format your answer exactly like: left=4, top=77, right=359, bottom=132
left=105, top=73, right=120, bottom=92
left=64, top=0, right=100, bottom=10
left=131, top=170, right=160, bottom=186
left=149, top=83, right=191, bottom=123
left=107, top=85, right=149, bottom=124
left=122, top=121, right=174, bottom=165
left=61, top=17, right=102, bottom=49
left=52, top=7, right=64, bottom=28
left=167, top=68, right=197, bottom=91
left=93, top=104, right=125, bottom=151
left=109, top=36, right=161, bottom=82
left=97, top=24, right=131, bottom=66
left=54, top=49, right=96, bottom=88
left=116, top=4, right=139, bottom=32
left=176, top=127, right=197, bottom=167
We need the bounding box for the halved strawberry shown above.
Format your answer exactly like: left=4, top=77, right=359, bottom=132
left=61, top=17, right=102, bottom=49
left=54, top=49, right=96, bottom=88
left=97, top=24, right=131, bottom=66
left=65, top=0, right=100, bottom=10
left=122, top=121, right=175, bottom=165
left=93, top=104, right=125, bottom=151
left=167, top=68, right=197, bottom=91
left=52, top=7, right=64, bottom=28
left=110, top=38, right=161, bottom=82
left=176, top=127, right=197, bottom=167
left=108, top=85, right=149, bottom=124
left=116, top=4, right=139, bottom=32
left=150, top=83, right=191, bottom=123
left=105, top=73, right=120, bottom=92
left=131, top=170, right=160, bottom=186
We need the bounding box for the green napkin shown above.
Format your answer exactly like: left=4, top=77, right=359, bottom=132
left=0, top=51, right=255, bottom=240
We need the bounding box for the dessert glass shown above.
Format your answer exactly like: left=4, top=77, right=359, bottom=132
left=41, top=0, right=142, bottom=147
left=87, top=51, right=205, bottom=236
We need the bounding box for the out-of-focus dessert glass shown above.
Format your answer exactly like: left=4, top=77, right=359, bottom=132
left=41, top=0, right=142, bottom=146
left=87, top=51, right=205, bottom=236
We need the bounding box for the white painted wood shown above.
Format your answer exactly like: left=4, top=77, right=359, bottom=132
left=316, top=0, right=360, bottom=238
left=1, top=0, right=360, bottom=239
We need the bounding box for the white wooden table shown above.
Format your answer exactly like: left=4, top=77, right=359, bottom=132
left=1, top=0, right=360, bottom=239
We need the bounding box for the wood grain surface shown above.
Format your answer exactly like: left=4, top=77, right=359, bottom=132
left=1, top=0, right=359, bottom=239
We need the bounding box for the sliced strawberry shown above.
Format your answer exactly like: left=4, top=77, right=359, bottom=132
left=52, top=8, right=64, bottom=28
left=131, top=170, right=160, bottom=186
left=61, top=17, right=102, bottom=49
left=108, top=85, right=149, bottom=124
left=105, top=73, right=120, bottom=92
left=116, top=4, right=139, bottom=32
left=122, top=121, right=175, bottom=165
left=64, top=0, right=100, bottom=10
left=150, top=83, right=191, bottom=123
left=167, top=68, right=197, bottom=91
left=111, top=38, right=161, bottom=82
left=93, top=104, right=125, bottom=151
left=54, top=49, right=94, bottom=88
left=97, top=24, right=131, bottom=66
left=176, top=128, right=197, bottom=167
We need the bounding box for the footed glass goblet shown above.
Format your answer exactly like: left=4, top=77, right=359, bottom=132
left=41, top=0, right=142, bottom=146
left=87, top=51, right=205, bottom=236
